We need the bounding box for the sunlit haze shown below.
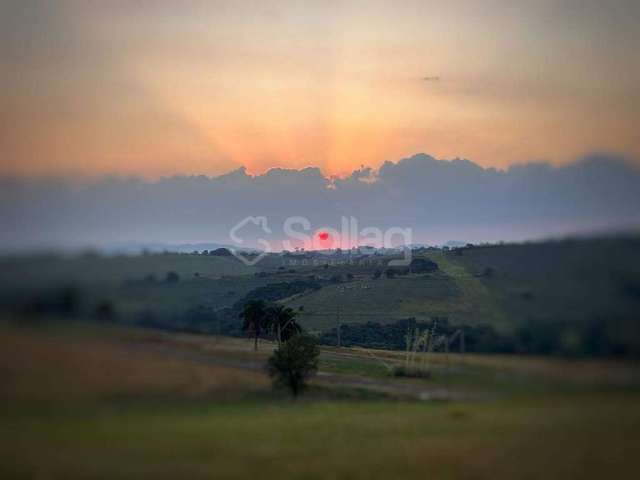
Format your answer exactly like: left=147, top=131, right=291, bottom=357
left=2, top=0, right=639, bottom=179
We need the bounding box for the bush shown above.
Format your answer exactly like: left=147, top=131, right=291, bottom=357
left=95, top=300, right=115, bottom=322
left=21, top=286, right=81, bottom=318
left=392, top=365, right=431, bottom=379
left=267, top=334, right=319, bottom=396
left=409, top=258, right=439, bottom=273
left=165, top=271, right=180, bottom=283
left=319, top=317, right=517, bottom=354
left=210, top=248, right=232, bottom=256
left=234, top=280, right=321, bottom=308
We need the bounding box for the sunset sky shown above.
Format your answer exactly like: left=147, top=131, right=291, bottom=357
left=1, top=0, right=639, bottom=179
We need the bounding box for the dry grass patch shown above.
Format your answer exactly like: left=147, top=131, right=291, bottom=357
left=0, top=326, right=269, bottom=403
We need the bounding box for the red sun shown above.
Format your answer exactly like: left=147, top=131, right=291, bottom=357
left=318, top=231, right=330, bottom=241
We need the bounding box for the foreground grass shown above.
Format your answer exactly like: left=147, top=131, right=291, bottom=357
left=1, top=323, right=639, bottom=479
left=2, top=392, right=639, bottom=479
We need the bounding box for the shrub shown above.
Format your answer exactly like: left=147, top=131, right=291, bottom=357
left=409, top=258, right=439, bottom=273
left=95, top=300, right=115, bottom=322
left=392, top=365, right=431, bottom=379
left=234, top=280, right=321, bottom=308
left=210, top=248, right=232, bottom=256
left=165, top=271, right=180, bottom=283
left=22, top=286, right=81, bottom=318
left=267, top=334, right=319, bottom=396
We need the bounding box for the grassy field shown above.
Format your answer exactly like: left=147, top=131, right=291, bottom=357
left=1, top=238, right=638, bottom=478
left=424, top=250, right=510, bottom=330
left=3, top=393, right=639, bottom=480
left=1, top=323, right=639, bottom=479
left=0, top=252, right=256, bottom=289
left=287, top=272, right=461, bottom=329
left=0, top=253, right=270, bottom=325
left=442, top=238, right=640, bottom=326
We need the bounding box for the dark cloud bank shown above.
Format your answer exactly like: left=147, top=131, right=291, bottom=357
left=1, top=153, right=640, bottom=252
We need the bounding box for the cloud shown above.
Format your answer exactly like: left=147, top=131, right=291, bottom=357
left=1, top=153, right=639, bottom=250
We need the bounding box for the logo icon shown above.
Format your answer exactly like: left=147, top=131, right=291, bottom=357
left=228, top=216, right=272, bottom=266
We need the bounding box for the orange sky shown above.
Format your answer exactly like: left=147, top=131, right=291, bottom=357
left=1, top=1, right=639, bottom=179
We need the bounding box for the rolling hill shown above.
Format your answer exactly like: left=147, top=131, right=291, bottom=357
left=0, top=236, right=639, bottom=354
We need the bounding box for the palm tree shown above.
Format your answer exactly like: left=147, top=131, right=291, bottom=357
left=266, top=304, right=302, bottom=346
left=240, top=299, right=267, bottom=351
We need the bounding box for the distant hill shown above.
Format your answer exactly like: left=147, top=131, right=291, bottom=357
left=1, top=235, right=639, bottom=355
left=285, top=236, right=640, bottom=355
left=442, top=237, right=640, bottom=351
left=98, top=242, right=243, bottom=255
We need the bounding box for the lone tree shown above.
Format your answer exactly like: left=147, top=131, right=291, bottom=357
left=240, top=299, right=268, bottom=351
left=267, top=334, right=319, bottom=397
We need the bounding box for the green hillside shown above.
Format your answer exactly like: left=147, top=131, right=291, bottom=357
left=0, top=253, right=262, bottom=327
left=286, top=269, right=507, bottom=332
left=442, top=238, right=640, bottom=344
left=1, top=236, right=639, bottom=354
left=283, top=238, right=639, bottom=335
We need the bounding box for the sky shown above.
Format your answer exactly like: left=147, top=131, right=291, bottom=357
left=1, top=0, right=639, bottom=179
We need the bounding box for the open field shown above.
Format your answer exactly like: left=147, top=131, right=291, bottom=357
left=4, top=392, right=639, bottom=480
left=1, top=323, right=639, bottom=479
